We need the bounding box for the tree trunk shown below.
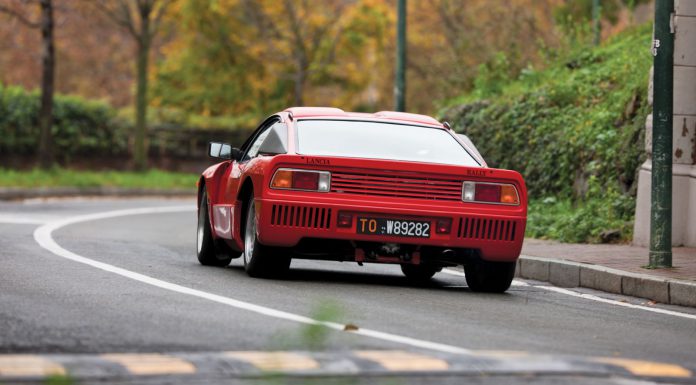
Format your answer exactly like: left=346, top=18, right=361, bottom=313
left=294, top=55, right=307, bottom=106
left=133, top=5, right=151, bottom=171
left=294, top=70, right=305, bottom=107
left=38, top=0, right=54, bottom=169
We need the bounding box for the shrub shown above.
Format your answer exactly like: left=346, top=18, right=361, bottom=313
left=441, top=25, right=652, bottom=243
left=0, top=85, right=129, bottom=161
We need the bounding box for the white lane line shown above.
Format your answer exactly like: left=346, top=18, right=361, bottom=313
left=529, top=284, right=696, bottom=320
left=33, top=206, right=471, bottom=355
left=442, top=269, right=696, bottom=320
left=441, top=268, right=526, bottom=286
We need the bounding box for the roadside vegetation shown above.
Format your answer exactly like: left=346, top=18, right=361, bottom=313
left=0, top=85, right=130, bottom=160
left=1, top=1, right=653, bottom=243
left=442, top=25, right=652, bottom=243
left=0, top=168, right=196, bottom=190
left=268, top=300, right=348, bottom=351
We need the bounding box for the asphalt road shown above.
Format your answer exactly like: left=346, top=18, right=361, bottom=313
left=1, top=197, right=695, bottom=384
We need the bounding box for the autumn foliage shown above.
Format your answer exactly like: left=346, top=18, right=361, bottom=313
left=0, top=0, right=652, bottom=123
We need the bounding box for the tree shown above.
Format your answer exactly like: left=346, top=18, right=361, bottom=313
left=0, top=0, right=55, bottom=169
left=402, top=0, right=563, bottom=112
left=95, top=0, right=170, bottom=171
left=241, top=0, right=353, bottom=107
left=284, top=0, right=348, bottom=106
left=153, top=0, right=390, bottom=118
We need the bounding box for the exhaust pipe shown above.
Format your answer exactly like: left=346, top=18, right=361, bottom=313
left=441, top=249, right=456, bottom=260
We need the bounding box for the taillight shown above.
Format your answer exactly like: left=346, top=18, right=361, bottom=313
left=271, top=168, right=331, bottom=192
left=475, top=183, right=500, bottom=202
left=462, top=182, right=519, bottom=205
left=500, top=185, right=519, bottom=204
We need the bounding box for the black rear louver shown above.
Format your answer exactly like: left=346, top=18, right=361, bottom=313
left=271, top=205, right=332, bottom=230
left=457, top=217, right=517, bottom=241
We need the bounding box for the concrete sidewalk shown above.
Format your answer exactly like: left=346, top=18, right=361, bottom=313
left=518, top=239, right=696, bottom=308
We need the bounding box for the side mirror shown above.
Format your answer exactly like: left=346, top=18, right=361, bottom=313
left=208, top=142, right=232, bottom=160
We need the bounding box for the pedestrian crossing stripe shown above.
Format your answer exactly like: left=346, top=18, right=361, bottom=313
left=0, top=355, right=66, bottom=377
left=355, top=350, right=449, bottom=371
left=225, top=351, right=320, bottom=371
left=595, top=357, right=693, bottom=378
left=100, top=354, right=196, bottom=375
left=0, top=351, right=692, bottom=379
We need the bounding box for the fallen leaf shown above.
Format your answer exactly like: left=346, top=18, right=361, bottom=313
left=343, top=323, right=359, bottom=331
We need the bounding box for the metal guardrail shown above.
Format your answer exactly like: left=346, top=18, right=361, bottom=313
left=148, top=126, right=252, bottom=160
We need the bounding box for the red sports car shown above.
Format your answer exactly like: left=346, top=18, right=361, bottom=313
left=197, top=107, right=527, bottom=292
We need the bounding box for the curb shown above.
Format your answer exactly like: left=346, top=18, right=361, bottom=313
left=0, top=350, right=692, bottom=382
left=0, top=187, right=195, bottom=201
left=518, top=255, right=696, bottom=308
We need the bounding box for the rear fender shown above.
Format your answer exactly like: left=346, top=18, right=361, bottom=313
left=200, top=162, right=231, bottom=240
left=201, top=162, right=231, bottom=204
left=233, top=177, right=255, bottom=251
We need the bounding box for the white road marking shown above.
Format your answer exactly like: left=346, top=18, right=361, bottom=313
left=33, top=206, right=471, bottom=355
left=442, top=268, right=527, bottom=286
left=442, top=268, right=696, bottom=320
left=32, top=204, right=695, bottom=356
left=526, top=284, right=696, bottom=320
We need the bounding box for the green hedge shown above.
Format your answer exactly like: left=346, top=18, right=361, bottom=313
left=442, top=25, right=652, bottom=242
left=0, top=85, right=129, bottom=160
left=0, top=85, right=257, bottom=163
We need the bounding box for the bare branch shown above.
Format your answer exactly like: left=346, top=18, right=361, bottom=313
left=93, top=0, right=139, bottom=41
left=309, top=10, right=342, bottom=59
left=318, top=24, right=343, bottom=67
left=283, top=0, right=308, bottom=63
left=148, top=0, right=172, bottom=40
left=118, top=0, right=139, bottom=38
left=0, top=4, right=41, bottom=28
left=241, top=0, right=284, bottom=40
left=431, top=0, right=466, bottom=50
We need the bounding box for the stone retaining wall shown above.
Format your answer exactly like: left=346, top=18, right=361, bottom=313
left=634, top=0, right=696, bottom=247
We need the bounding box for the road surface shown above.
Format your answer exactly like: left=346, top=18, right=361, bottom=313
left=1, top=198, right=695, bottom=384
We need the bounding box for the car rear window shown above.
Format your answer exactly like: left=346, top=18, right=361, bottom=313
left=296, top=120, right=481, bottom=167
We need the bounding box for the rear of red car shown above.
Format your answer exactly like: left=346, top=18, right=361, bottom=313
left=256, top=155, right=527, bottom=268
left=252, top=113, right=527, bottom=274
left=200, top=109, right=527, bottom=292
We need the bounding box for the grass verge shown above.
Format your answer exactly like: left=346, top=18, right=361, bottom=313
left=0, top=168, right=198, bottom=190
left=527, top=196, right=634, bottom=243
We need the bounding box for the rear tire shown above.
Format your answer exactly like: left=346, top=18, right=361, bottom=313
left=197, top=187, right=233, bottom=267
left=400, top=264, right=440, bottom=283
left=464, top=260, right=516, bottom=293
left=243, top=197, right=291, bottom=278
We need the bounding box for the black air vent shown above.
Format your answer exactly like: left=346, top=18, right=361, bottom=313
left=271, top=205, right=332, bottom=230
left=457, top=217, right=516, bottom=241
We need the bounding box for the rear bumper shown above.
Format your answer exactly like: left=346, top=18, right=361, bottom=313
left=255, top=196, right=526, bottom=262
